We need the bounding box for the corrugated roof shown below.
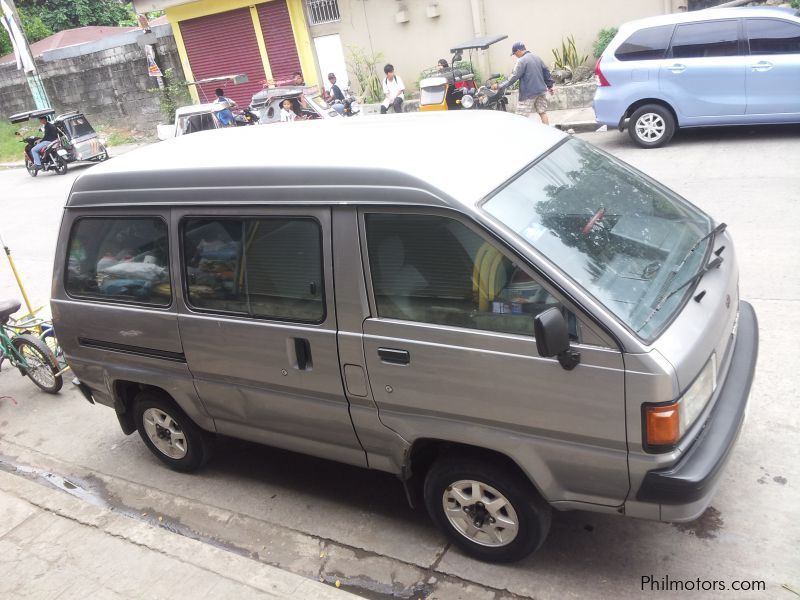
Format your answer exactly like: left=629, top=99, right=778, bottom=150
left=0, top=25, right=137, bottom=65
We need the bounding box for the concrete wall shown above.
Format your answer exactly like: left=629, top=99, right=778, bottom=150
left=311, top=0, right=683, bottom=93
left=0, top=25, right=183, bottom=131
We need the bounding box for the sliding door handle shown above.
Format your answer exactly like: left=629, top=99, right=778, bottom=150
left=287, top=337, right=312, bottom=370
left=378, top=347, right=410, bottom=365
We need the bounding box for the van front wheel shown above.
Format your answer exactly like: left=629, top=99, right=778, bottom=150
left=423, top=456, right=551, bottom=562
left=134, top=392, right=213, bottom=472
left=628, top=104, right=675, bottom=148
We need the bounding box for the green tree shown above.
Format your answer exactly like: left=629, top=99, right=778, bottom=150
left=0, top=7, right=53, bottom=57
left=16, top=0, right=134, bottom=32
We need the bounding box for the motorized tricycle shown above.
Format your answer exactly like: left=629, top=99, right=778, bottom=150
left=9, top=108, right=108, bottom=177
left=250, top=85, right=341, bottom=124
left=420, top=34, right=510, bottom=112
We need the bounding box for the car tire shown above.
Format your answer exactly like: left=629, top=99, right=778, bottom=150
left=134, top=391, right=214, bottom=472
left=423, top=455, right=551, bottom=563
left=628, top=104, right=675, bottom=148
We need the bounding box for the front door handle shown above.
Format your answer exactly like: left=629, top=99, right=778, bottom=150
left=751, top=60, right=774, bottom=72
left=378, top=347, right=410, bottom=365
left=667, top=63, right=686, bottom=73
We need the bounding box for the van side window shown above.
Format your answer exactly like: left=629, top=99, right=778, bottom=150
left=365, top=214, right=561, bottom=337
left=65, top=218, right=171, bottom=306
left=747, top=19, right=800, bottom=55
left=670, top=20, right=740, bottom=59
left=614, top=25, right=674, bottom=61
left=182, top=218, right=324, bottom=323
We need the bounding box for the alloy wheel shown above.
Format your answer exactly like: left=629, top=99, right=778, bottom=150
left=142, top=408, right=188, bottom=459
left=442, top=479, right=519, bottom=547
left=635, top=113, right=666, bottom=142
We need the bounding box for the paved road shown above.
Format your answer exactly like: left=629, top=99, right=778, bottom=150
left=1, top=125, right=798, bottom=599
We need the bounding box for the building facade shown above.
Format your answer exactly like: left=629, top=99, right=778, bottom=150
left=134, top=0, right=685, bottom=103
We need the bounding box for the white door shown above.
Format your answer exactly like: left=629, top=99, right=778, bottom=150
left=314, top=34, right=349, bottom=92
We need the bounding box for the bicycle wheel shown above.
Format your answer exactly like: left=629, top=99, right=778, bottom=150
left=41, top=328, right=67, bottom=371
left=12, top=334, right=62, bottom=393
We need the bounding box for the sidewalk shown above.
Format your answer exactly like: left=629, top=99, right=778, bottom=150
left=547, top=106, right=599, bottom=133
left=0, top=469, right=359, bottom=600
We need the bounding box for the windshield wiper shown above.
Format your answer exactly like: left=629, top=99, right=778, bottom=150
left=635, top=222, right=727, bottom=332
left=654, top=255, right=723, bottom=311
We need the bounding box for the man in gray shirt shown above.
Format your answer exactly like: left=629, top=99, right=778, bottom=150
left=498, top=41, right=555, bottom=124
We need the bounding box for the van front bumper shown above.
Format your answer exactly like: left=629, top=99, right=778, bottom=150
left=635, top=301, right=758, bottom=520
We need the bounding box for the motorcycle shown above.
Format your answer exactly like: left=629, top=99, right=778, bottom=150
left=20, top=135, right=69, bottom=177
left=473, top=75, right=510, bottom=112
left=233, top=107, right=260, bottom=126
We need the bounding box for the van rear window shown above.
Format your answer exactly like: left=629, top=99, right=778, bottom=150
left=65, top=218, right=171, bottom=306
left=615, top=25, right=674, bottom=61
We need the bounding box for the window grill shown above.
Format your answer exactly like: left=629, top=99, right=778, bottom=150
left=307, top=0, right=340, bottom=25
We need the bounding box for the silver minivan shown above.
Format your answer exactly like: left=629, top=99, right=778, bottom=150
left=53, top=112, right=758, bottom=563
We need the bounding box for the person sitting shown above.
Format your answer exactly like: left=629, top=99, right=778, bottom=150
left=437, top=58, right=449, bottom=72
left=213, top=88, right=237, bottom=127
left=327, top=72, right=346, bottom=114
left=31, top=115, right=59, bottom=170
left=380, top=64, right=405, bottom=114
left=280, top=98, right=297, bottom=122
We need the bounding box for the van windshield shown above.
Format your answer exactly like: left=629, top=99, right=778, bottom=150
left=482, top=138, right=712, bottom=341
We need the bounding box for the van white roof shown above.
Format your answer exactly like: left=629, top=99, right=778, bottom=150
left=68, top=111, right=566, bottom=208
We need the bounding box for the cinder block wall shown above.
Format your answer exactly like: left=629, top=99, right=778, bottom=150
left=0, top=31, right=183, bottom=131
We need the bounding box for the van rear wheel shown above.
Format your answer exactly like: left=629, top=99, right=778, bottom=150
left=423, top=456, right=551, bottom=562
left=134, top=391, right=213, bottom=472
left=628, top=104, right=675, bottom=148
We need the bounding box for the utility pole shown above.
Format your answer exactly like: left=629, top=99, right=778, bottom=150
left=0, top=0, right=51, bottom=109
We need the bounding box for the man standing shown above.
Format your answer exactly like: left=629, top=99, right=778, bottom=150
left=498, top=42, right=555, bottom=125
left=31, top=115, right=58, bottom=170
left=380, top=64, right=405, bottom=114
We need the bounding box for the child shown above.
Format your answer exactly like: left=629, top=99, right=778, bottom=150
left=280, top=99, right=297, bottom=122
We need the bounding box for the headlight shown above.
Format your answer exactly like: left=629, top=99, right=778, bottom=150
left=678, top=353, right=717, bottom=435
left=644, top=354, right=716, bottom=451
left=461, top=94, right=475, bottom=109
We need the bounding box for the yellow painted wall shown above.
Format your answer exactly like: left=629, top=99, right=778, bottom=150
left=165, top=0, right=318, bottom=97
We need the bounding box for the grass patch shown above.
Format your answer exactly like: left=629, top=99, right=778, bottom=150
left=0, top=121, right=36, bottom=163
left=96, top=125, right=154, bottom=146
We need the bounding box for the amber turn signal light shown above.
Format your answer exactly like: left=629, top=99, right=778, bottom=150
left=645, top=403, right=680, bottom=447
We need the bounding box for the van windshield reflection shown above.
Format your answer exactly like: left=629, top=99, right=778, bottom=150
left=482, top=138, right=712, bottom=341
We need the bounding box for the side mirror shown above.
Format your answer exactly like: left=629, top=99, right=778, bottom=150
left=453, top=51, right=463, bottom=63
left=534, top=307, right=580, bottom=370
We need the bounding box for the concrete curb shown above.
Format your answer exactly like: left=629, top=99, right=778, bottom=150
left=555, top=121, right=602, bottom=134
left=0, top=469, right=359, bottom=599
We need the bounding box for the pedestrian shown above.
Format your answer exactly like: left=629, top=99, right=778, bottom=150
left=380, top=64, right=405, bottom=114
left=213, top=88, right=237, bottom=127
left=30, top=116, right=59, bottom=170
left=280, top=98, right=297, bottom=122
left=497, top=42, right=555, bottom=125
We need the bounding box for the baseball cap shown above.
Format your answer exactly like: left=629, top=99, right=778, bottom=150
left=511, top=41, right=526, bottom=55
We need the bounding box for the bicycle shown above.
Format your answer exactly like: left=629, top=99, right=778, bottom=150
left=0, top=299, right=63, bottom=393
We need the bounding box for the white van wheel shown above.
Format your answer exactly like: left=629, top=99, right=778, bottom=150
left=629, top=104, right=675, bottom=148
left=424, top=456, right=551, bottom=562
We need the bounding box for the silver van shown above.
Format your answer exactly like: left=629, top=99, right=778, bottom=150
left=52, top=112, right=758, bottom=563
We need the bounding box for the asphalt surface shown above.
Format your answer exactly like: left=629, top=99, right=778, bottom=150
left=1, top=124, right=798, bottom=599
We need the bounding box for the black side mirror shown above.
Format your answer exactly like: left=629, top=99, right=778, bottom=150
left=453, top=51, right=463, bottom=63
left=534, top=307, right=580, bottom=370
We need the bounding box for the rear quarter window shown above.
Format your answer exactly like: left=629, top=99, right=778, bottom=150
left=65, top=217, right=171, bottom=306
left=747, top=18, right=800, bottom=55
left=615, top=25, right=674, bottom=61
